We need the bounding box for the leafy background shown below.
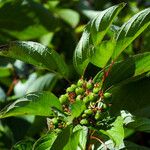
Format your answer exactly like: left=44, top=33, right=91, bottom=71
left=0, top=0, right=150, bottom=149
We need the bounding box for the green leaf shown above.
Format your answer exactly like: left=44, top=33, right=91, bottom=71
left=73, top=3, right=125, bottom=74
left=90, top=41, right=115, bottom=68
left=110, top=77, right=150, bottom=118
left=127, top=117, right=150, bottom=133
left=100, top=116, right=124, bottom=148
left=12, top=138, right=34, bottom=150
left=0, top=91, right=62, bottom=118
left=70, top=101, right=86, bottom=119
left=56, top=9, right=79, bottom=28
left=124, top=141, right=150, bottom=150
left=94, top=52, right=150, bottom=90
left=0, top=86, right=6, bottom=102
left=0, top=41, right=69, bottom=77
left=27, top=73, right=58, bottom=94
left=64, top=129, right=81, bottom=150
left=0, top=67, right=12, bottom=77
left=33, top=131, right=58, bottom=150
left=112, top=8, right=150, bottom=59
left=51, top=126, right=72, bottom=150
left=89, top=3, right=125, bottom=46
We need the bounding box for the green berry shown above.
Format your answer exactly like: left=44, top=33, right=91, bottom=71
left=104, top=92, right=111, bottom=98
left=95, top=111, right=101, bottom=120
left=66, top=86, right=74, bottom=93
left=84, top=109, right=93, bottom=115
left=59, top=94, right=68, bottom=104
left=51, top=118, right=58, bottom=125
left=70, top=84, right=77, bottom=90
left=75, top=87, right=84, bottom=95
left=93, top=87, right=100, bottom=94
left=86, top=82, right=93, bottom=90
left=80, top=119, right=88, bottom=125
left=77, top=79, right=84, bottom=87
left=82, top=113, right=87, bottom=118
left=83, top=96, right=90, bottom=103
left=102, top=103, right=107, bottom=110
left=88, top=93, right=95, bottom=101
left=76, top=95, right=82, bottom=101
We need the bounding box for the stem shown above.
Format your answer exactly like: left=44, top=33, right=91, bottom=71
left=90, top=136, right=107, bottom=150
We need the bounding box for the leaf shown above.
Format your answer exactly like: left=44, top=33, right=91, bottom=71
left=0, top=67, right=12, bottom=77
left=99, top=139, right=125, bottom=150
left=110, top=77, right=150, bottom=118
left=90, top=41, right=115, bottom=68
left=0, top=91, right=62, bottom=118
left=70, top=101, right=86, bottom=119
left=73, top=3, right=125, bottom=74
left=0, top=41, right=69, bottom=77
left=32, top=131, right=58, bottom=150
left=127, top=117, right=150, bottom=133
left=0, top=86, right=6, bottom=102
left=124, top=141, right=150, bottom=150
left=56, top=9, right=80, bottom=27
left=100, top=116, right=124, bottom=148
left=112, top=8, right=150, bottom=59
left=64, top=129, right=81, bottom=150
left=51, top=126, right=72, bottom=150
left=12, top=138, right=34, bottom=150
left=27, top=73, right=58, bottom=94
left=94, top=52, right=150, bottom=90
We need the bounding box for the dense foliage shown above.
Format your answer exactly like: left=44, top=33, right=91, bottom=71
left=0, top=0, right=150, bottom=150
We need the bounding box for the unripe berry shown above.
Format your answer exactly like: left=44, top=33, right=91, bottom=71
left=102, top=103, right=107, bottom=110
left=88, top=93, right=95, bottom=101
left=93, top=87, right=100, bottom=94
left=59, top=94, right=68, bottom=104
left=84, top=109, right=93, bottom=115
left=83, top=96, right=90, bottom=103
left=95, top=111, right=101, bottom=120
left=77, top=79, right=84, bottom=87
left=51, top=118, right=58, bottom=125
left=82, top=113, right=87, bottom=118
left=70, top=84, right=77, bottom=90
left=86, top=82, right=93, bottom=90
left=75, top=87, right=84, bottom=95
left=76, top=95, right=82, bottom=101
left=80, top=119, right=88, bottom=125
left=66, top=86, right=75, bottom=93
left=104, top=92, right=111, bottom=98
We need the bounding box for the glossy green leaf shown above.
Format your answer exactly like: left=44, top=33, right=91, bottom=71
left=0, top=91, right=62, bottom=118
left=0, top=41, right=69, bottom=77
left=94, top=52, right=150, bottom=90
left=64, top=129, right=81, bottom=150
left=73, top=3, right=125, bottom=74
left=27, top=73, right=58, bottom=94
left=127, top=117, right=150, bottom=133
left=33, top=131, right=58, bottom=150
left=51, top=126, right=72, bottom=150
left=70, top=101, right=86, bottom=119
left=101, top=116, right=124, bottom=148
left=112, top=8, right=150, bottom=59
left=90, top=41, right=115, bottom=68
left=110, top=78, right=150, bottom=117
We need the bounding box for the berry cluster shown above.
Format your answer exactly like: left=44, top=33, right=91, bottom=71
left=48, top=78, right=112, bottom=130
